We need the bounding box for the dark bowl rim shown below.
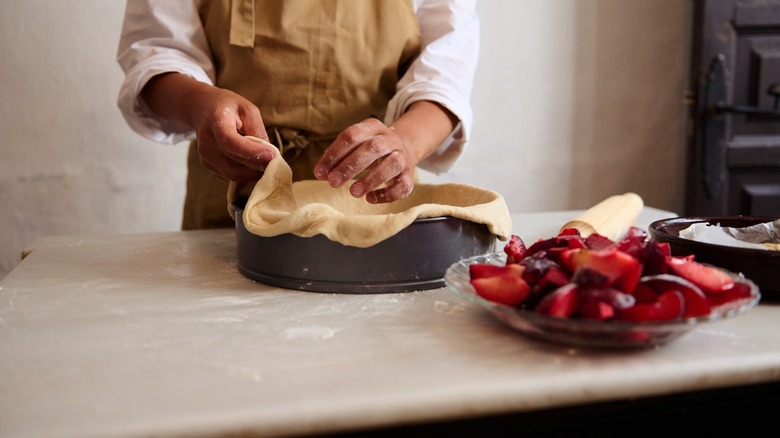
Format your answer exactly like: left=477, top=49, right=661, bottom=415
left=648, top=216, right=780, bottom=258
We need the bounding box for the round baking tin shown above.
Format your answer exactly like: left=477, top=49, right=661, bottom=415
left=232, top=198, right=497, bottom=293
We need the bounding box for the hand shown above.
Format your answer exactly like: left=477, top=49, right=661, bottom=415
left=187, top=86, right=276, bottom=182
left=314, top=118, right=417, bottom=204
left=142, top=73, right=276, bottom=182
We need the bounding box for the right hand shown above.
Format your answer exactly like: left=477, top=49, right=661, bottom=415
left=142, top=73, right=277, bottom=182
left=188, top=85, right=276, bottom=182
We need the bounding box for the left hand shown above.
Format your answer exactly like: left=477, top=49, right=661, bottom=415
left=313, top=118, right=417, bottom=204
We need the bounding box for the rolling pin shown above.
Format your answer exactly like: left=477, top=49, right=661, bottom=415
left=560, top=193, right=644, bottom=241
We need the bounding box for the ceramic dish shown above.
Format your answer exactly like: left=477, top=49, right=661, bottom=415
left=444, top=252, right=760, bottom=349
left=648, top=216, right=779, bottom=299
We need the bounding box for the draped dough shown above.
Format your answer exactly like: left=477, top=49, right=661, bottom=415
left=237, top=137, right=513, bottom=248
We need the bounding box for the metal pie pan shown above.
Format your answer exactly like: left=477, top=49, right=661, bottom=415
left=232, top=198, right=497, bottom=293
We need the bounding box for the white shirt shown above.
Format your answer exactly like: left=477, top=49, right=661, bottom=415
left=116, top=0, right=479, bottom=174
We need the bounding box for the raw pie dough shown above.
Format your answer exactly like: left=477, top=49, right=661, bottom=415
left=232, top=137, right=513, bottom=248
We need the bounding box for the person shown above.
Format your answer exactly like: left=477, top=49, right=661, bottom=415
left=117, top=0, right=479, bottom=230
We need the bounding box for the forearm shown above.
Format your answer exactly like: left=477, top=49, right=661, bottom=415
left=140, top=72, right=212, bottom=130
left=389, top=100, right=458, bottom=166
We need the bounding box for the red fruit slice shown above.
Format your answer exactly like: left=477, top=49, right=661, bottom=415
left=504, top=235, right=527, bottom=264
left=568, top=248, right=642, bottom=293
left=654, top=290, right=685, bottom=320
left=470, top=273, right=531, bottom=307
left=632, top=284, right=658, bottom=303
left=706, top=281, right=753, bottom=307
left=578, top=287, right=635, bottom=321
left=469, top=263, right=525, bottom=280
left=580, top=301, right=615, bottom=321
left=665, top=256, right=735, bottom=294
left=639, top=274, right=711, bottom=318
left=536, top=284, right=580, bottom=318
left=580, top=287, right=635, bottom=310
left=617, top=290, right=684, bottom=322
left=535, top=265, right=571, bottom=290
left=585, top=233, right=616, bottom=250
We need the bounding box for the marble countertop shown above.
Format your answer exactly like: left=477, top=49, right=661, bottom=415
left=2, top=208, right=779, bottom=437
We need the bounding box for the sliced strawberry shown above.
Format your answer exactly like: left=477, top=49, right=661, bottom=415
left=536, top=284, right=580, bottom=318
left=665, top=256, right=735, bottom=294
left=568, top=248, right=642, bottom=293
left=469, top=263, right=525, bottom=280
left=470, top=273, right=531, bottom=307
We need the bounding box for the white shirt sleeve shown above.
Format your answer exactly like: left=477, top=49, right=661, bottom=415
left=116, top=0, right=212, bottom=145
left=116, top=0, right=480, bottom=173
left=387, top=0, right=480, bottom=174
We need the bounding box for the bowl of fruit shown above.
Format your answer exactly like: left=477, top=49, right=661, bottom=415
left=444, top=227, right=760, bottom=349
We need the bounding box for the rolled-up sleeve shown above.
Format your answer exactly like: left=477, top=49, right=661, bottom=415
left=386, top=0, right=480, bottom=174
left=116, top=0, right=214, bottom=145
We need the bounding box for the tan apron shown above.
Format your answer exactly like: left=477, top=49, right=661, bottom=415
left=182, top=0, right=422, bottom=230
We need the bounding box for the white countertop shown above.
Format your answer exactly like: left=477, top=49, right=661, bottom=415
left=2, top=208, right=780, bottom=437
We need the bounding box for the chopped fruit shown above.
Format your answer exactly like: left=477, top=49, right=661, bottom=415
left=638, top=242, right=669, bottom=276
left=572, top=267, right=611, bottom=288
left=585, top=233, right=616, bottom=250
left=666, top=256, right=735, bottom=294
left=706, top=281, right=753, bottom=307
left=632, top=284, right=658, bottom=304
left=535, top=265, right=571, bottom=291
left=536, top=284, right=580, bottom=318
left=519, top=253, right=560, bottom=284
left=580, top=300, right=615, bottom=321
left=466, top=226, right=756, bottom=324
left=469, top=263, right=525, bottom=280
left=639, top=274, right=710, bottom=318
left=617, top=290, right=684, bottom=322
left=568, top=248, right=642, bottom=293
left=579, top=287, right=635, bottom=311
left=615, top=227, right=647, bottom=260
left=471, top=273, right=531, bottom=307
left=504, top=235, right=527, bottom=264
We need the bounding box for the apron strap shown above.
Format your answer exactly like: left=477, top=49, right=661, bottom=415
left=230, top=0, right=255, bottom=48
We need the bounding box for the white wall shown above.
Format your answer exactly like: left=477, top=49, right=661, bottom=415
left=0, top=0, right=691, bottom=279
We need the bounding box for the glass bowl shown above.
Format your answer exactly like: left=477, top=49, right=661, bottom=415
left=444, top=252, right=761, bottom=349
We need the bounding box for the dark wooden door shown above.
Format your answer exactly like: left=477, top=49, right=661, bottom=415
left=686, top=0, right=780, bottom=216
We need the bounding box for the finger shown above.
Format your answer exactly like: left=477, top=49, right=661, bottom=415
left=199, top=142, right=265, bottom=182
left=365, top=172, right=415, bottom=204
left=314, top=119, right=383, bottom=180
left=212, top=123, right=276, bottom=170
left=349, top=150, right=407, bottom=198
left=237, top=104, right=270, bottom=142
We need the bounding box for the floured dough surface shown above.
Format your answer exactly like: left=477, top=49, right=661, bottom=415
left=237, top=139, right=513, bottom=248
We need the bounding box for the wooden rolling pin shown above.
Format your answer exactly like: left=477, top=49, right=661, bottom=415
left=560, top=193, right=644, bottom=241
